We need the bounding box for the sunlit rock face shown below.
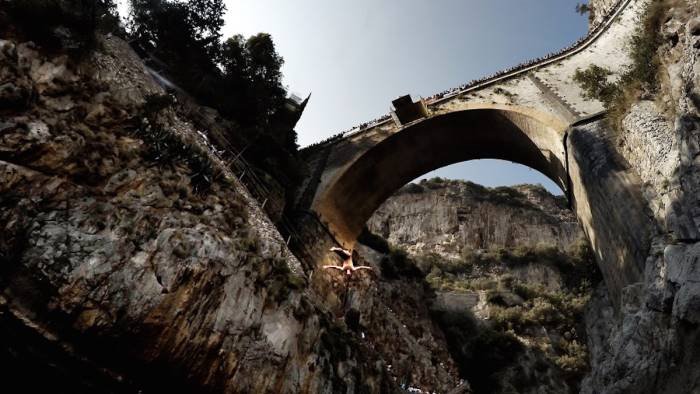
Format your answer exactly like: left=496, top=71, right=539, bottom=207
left=580, top=3, right=700, bottom=393
left=367, top=179, right=582, bottom=259
left=588, top=0, right=619, bottom=28
left=0, top=33, right=471, bottom=394
left=0, top=35, right=303, bottom=392
left=364, top=179, right=599, bottom=394
left=0, top=35, right=413, bottom=394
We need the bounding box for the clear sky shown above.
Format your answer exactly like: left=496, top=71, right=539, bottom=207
left=221, top=0, right=589, bottom=195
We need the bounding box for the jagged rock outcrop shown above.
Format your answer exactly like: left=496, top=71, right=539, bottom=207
left=364, top=180, right=599, bottom=393
left=0, top=35, right=334, bottom=393
left=581, top=2, right=700, bottom=393
left=0, top=34, right=468, bottom=393
left=367, top=179, right=582, bottom=259
left=588, top=0, right=619, bottom=27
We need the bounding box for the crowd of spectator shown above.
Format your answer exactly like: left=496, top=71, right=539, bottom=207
left=422, top=0, right=620, bottom=105
left=303, top=0, right=623, bottom=153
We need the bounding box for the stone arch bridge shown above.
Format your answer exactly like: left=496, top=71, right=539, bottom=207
left=293, top=0, right=656, bottom=305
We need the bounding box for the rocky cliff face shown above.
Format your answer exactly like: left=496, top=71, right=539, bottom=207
left=364, top=179, right=599, bottom=393
left=0, top=34, right=470, bottom=393
left=0, top=34, right=334, bottom=392
left=580, top=3, right=700, bottom=393
left=367, top=179, right=582, bottom=258
left=588, top=0, right=619, bottom=27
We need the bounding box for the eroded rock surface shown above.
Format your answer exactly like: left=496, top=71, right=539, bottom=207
left=365, top=180, right=599, bottom=393
left=368, top=180, right=582, bottom=259
left=581, top=2, right=700, bottom=393
left=1, top=35, right=461, bottom=393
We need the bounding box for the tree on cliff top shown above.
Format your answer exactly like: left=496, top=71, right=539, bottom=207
left=575, top=3, right=590, bottom=15
left=127, top=0, right=288, bottom=128
left=127, top=0, right=301, bottom=188
left=4, top=0, right=300, bottom=190
left=128, top=0, right=224, bottom=61
left=221, top=34, right=286, bottom=128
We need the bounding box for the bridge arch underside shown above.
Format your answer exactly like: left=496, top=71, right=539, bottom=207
left=310, top=107, right=655, bottom=307
left=314, top=108, right=569, bottom=246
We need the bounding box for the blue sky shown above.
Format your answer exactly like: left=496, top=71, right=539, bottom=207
left=221, top=1, right=589, bottom=194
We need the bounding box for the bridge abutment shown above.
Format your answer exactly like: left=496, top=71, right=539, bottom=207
left=566, top=118, right=656, bottom=304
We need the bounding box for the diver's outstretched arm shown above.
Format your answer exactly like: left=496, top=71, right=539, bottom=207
left=323, top=265, right=343, bottom=271
left=353, top=266, right=373, bottom=271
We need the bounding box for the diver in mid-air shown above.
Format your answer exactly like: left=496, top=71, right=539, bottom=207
left=323, top=246, right=373, bottom=277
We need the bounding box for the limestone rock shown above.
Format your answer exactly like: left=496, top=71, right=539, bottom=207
left=689, top=17, right=700, bottom=36
left=0, top=32, right=473, bottom=393
left=582, top=3, right=700, bottom=393
left=587, top=0, right=619, bottom=29
left=365, top=180, right=597, bottom=394
left=0, top=80, right=32, bottom=107
left=0, top=35, right=396, bottom=393
left=367, top=180, right=582, bottom=259
left=0, top=39, right=33, bottom=109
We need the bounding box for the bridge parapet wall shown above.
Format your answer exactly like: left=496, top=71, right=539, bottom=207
left=300, top=0, right=646, bottom=157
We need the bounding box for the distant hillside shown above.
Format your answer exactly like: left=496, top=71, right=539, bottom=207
left=367, top=178, right=582, bottom=259
left=360, top=178, right=601, bottom=394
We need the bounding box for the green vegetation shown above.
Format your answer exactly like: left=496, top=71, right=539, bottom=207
left=135, top=94, right=215, bottom=193
left=432, top=309, right=523, bottom=393
left=494, top=87, right=516, bottom=100
left=420, top=177, right=448, bottom=190
left=475, top=186, right=535, bottom=209
left=2, top=0, right=304, bottom=195
left=575, top=3, right=591, bottom=15
left=411, top=178, right=542, bottom=210
left=258, top=257, right=306, bottom=305
left=357, top=227, right=391, bottom=254
left=356, top=211, right=599, bottom=390
left=400, top=183, right=425, bottom=194
left=573, top=65, right=617, bottom=103
left=573, top=1, right=672, bottom=130
left=575, top=3, right=596, bottom=24
left=127, top=0, right=303, bottom=190
left=380, top=247, right=424, bottom=281
left=409, top=239, right=599, bottom=388
left=419, top=251, right=474, bottom=277
left=421, top=240, right=599, bottom=293
left=486, top=281, right=592, bottom=385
